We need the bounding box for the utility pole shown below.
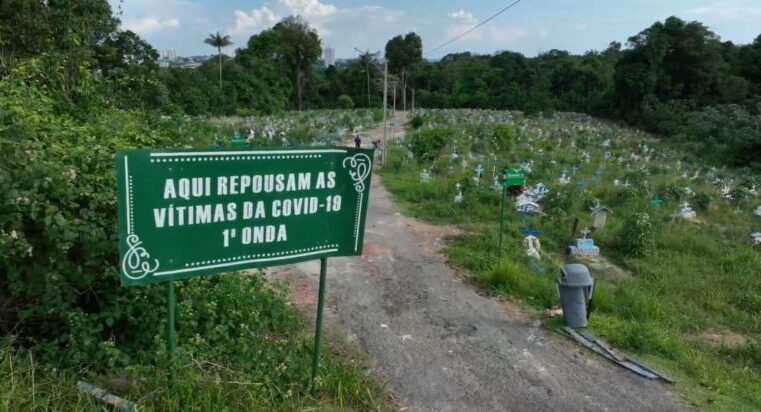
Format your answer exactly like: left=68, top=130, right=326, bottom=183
left=392, top=84, right=396, bottom=114
left=382, top=61, right=388, bottom=167
left=411, top=88, right=415, bottom=111
left=402, top=72, right=406, bottom=111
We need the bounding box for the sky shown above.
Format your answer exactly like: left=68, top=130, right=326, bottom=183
left=110, top=0, right=761, bottom=59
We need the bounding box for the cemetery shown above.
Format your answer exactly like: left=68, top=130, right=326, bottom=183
left=4, top=1, right=761, bottom=409
left=381, top=108, right=761, bottom=409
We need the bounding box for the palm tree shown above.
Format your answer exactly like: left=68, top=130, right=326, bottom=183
left=203, top=32, right=233, bottom=89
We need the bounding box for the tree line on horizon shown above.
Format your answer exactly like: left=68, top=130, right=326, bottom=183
left=164, top=15, right=761, bottom=168
left=1, top=1, right=760, bottom=166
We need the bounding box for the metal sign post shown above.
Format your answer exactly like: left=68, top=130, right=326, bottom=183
left=498, top=184, right=507, bottom=261
left=167, top=279, right=176, bottom=381
left=310, top=257, right=328, bottom=391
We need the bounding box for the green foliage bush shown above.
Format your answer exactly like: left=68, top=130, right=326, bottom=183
left=491, top=124, right=515, bottom=151
left=616, top=212, right=659, bottom=257
left=407, top=127, right=453, bottom=162
left=0, top=66, right=303, bottom=383
left=410, top=114, right=424, bottom=129
left=337, top=94, right=354, bottom=109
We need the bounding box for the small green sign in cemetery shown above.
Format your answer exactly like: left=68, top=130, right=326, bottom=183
left=117, top=147, right=374, bottom=286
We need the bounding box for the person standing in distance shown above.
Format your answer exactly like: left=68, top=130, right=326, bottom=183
left=354, top=132, right=362, bottom=149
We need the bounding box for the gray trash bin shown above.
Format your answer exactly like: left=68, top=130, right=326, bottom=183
left=557, top=264, right=595, bottom=328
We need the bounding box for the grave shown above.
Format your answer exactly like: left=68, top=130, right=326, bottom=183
left=523, top=235, right=542, bottom=260
left=419, top=168, right=431, bottom=183
left=590, top=204, right=612, bottom=229
left=475, top=164, right=484, bottom=179
left=755, top=206, right=761, bottom=218
left=751, top=232, right=761, bottom=246
left=516, top=199, right=543, bottom=215
left=677, top=202, right=697, bottom=219
left=568, top=229, right=600, bottom=256
left=558, top=171, right=571, bottom=185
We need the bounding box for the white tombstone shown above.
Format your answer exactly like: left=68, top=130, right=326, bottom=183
left=751, top=232, right=761, bottom=246
left=523, top=235, right=542, bottom=260
left=419, top=169, right=431, bottom=183
left=558, top=172, right=570, bottom=185
left=721, top=185, right=732, bottom=200
left=678, top=202, right=697, bottom=219
left=754, top=206, right=761, bottom=218
left=515, top=198, right=543, bottom=215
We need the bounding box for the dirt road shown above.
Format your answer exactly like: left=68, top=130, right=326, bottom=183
left=270, top=112, right=686, bottom=411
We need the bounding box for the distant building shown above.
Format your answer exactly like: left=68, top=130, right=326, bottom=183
left=323, top=47, right=335, bottom=66
left=158, top=49, right=178, bottom=61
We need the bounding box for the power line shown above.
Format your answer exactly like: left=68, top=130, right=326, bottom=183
left=425, top=0, right=526, bottom=56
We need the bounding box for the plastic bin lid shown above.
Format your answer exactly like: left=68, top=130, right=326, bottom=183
left=558, top=263, right=594, bottom=287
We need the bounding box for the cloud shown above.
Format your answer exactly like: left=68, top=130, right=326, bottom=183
left=231, top=0, right=339, bottom=37
left=447, top=9, right=477, bottom=24
left=124, top=17, right=180, bottom=34
left=687, top=2, right=761, bottom=19
left=352, top=6, right=405, bottom=24
left=446, top=9, right=480, bottom=40
left=279, top=0, right=338, bottom=19
left=231, top=6, right=279, bottom=35
left=443, top=8, right=528, bottom=49
left=230, top=0, right=405, bottom=41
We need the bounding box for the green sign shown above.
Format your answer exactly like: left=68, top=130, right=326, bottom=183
left=506, top=168, right=526, bottom=187
left=498, top=167, right=526, bottom=187
left=116, top=147, right=374, bottom=286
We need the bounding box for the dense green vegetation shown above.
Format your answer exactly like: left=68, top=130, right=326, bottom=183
left=153, top=16, right=761, bottom=167
left=0, top=1, right=391, bottom=409
left=380, top=109, right=761, bottom=410
left=7, top=4, right=754, bottom=167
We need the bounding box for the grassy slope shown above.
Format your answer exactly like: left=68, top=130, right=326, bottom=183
left=380, top=109, right=761, bottom=411
left=1, top=287, right=392, bottom=412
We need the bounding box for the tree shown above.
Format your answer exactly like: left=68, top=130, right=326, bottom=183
left=385, top=32, right=422, bottom=110
left=270, top=16, right=321, bottom=110
left=204, top=31, right=233, bottom=89
left=235, top=16, right=320, bottom=110
left=613, top=16, right=728, bottom=121
left=337, top=94, right=354, bottom=109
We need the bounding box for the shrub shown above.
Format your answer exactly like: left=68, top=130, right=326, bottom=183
left=491, top=124, right=515, bottom=150
left=616, top=212, right=659, bottom=257
left=410, top=114, right=424, bottom=128
left=337, top=94, right=354, bottom=109
left=693, top=191, right=712, bottom=211
left=407, top=127, right=453, bottom=162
